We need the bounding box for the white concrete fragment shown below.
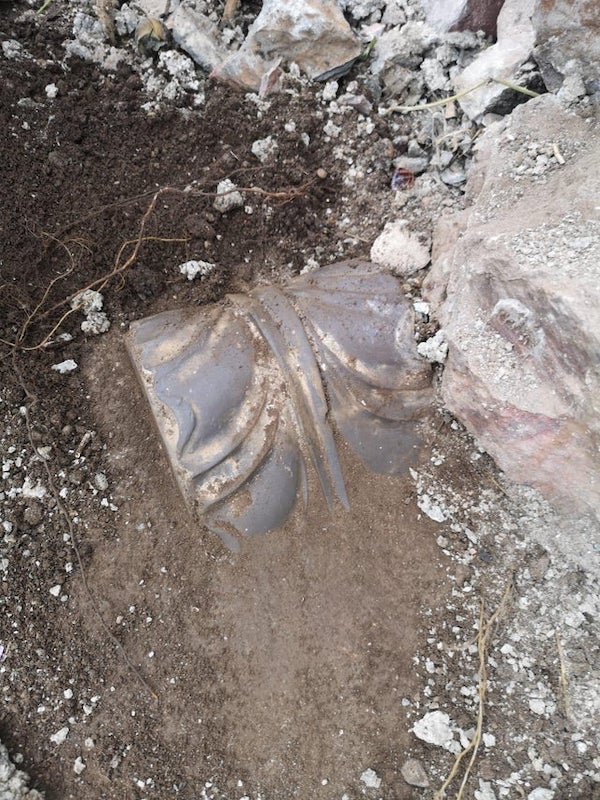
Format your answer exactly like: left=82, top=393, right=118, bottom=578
left=45, top=83, right=58, bottom=99
left=453, top=0, right=536, bottom=119
left=370, top=221, right=430, bottom=276
left=50, top=726, right=69, bottom=745
left=360, top=768, right=382, bottom=789
left=212, top=0, right=361, bottom=91
left=251, top=136, right=279, bottom=163
left=528, top=789, right=554, bottom=800
left=179, top=260, right=215, bottom=280
left=213, top=179, right=244, bottom=213
left=417, top=494, right=448, bottom=523
left=73, top=756, right=86, bottom=775
left=417, top=330, right=448, bottom=363
left=170, top=6, right=228, bottom=72
left=52, top=360, right=78, bottom=374
left=412, top=710, right=455, bottom=748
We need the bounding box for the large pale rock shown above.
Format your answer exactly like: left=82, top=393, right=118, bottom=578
left=370, top=220, right=431, bottom=275
left=532, top=0, right=600, bottom=92
left=420, top=0, right=505, bottom=37
left=423, top=95, right=600, bottom=518
left=453, top=0, right=536, bottom=119
left=170, top=6, right=228, bottom=72
left=212, top=0, right=361, bottom=91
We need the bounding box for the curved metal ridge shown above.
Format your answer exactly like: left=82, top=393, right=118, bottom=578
left=126, top=261, right=435, bottom=549
left=228, top=287, right=349, bottom=511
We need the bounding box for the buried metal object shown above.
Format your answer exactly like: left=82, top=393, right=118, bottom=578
left=126, top=261, right=434, bottom=549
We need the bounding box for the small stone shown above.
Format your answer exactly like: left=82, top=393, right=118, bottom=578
left=251, top=135, right=278, bottom=163
left=213, top=179, right=243, bottom=214
left=528, top=698, right=546, bottom=715
left=179, top=260, right=216, bottom=280
left=73, top=756, right=86, bottom=775
left=94, top=473, right=109, bottom=491
left=412, top=710, right=455, bottom=748
left=50, top=726, right=69, bottom=745
left=417, top=330, right=449, bottom=363
left=370, top=221, right=430, bottom=276
left=322, top=80, right=338, bottom=101
left=45, top=83, right=58, bottom=99
left=316, top=168, right=328, bottom=179
left=417, top=494, right=448, bottom=523
left=528, top=789, right=554, bottom=800
left=52, top=359, right=77, bottom=374
left=360, top=768, right=382, bottom=789
left=49, top=585, right=62, bottom=597
left=400, top=758, right=429, bottom=787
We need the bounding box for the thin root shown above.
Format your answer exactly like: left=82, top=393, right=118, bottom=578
left=434, top=580, right=513, bottom=800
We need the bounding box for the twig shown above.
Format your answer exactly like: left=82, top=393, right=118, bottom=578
left=18, top=385, right=158, bottom=702
left=382, top=78, right=540, bottom=115
left=434, top=581, right=513, bottom=800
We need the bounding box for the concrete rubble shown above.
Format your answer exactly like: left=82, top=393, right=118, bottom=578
left=0, top=740, right=42, bottom=800
left=423, top=94, right=600, bottom=525
left=532, top=0, right=600, bottom=93
left=421, top=0, right=504, bottom=37
left=452, top=0, right=537, bottom=119
left=212, top=0, right=362, bottom=91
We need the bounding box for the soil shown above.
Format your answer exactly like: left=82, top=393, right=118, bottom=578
left=0, top=3, right=598, bottom=800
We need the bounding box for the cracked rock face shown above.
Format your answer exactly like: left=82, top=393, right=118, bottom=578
left=211, top=0, right=362, bottom=90
left=424, top=95, right=600, bottom=524
left=127, top=261, right=434, bottom=549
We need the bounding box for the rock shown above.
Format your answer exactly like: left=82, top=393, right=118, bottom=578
left=73, top=757, right=86, bottom=775
left=420, top=0, right=504, bottom=37
left=528, top=790, right=554, bottom=800
left=400, top=757, right=429, bottom=788
left=251, top=135, right=278, bottom=163
left=370, top=21, right=437, bottom=89
left=213, top=179, right=243, bottom=214
left=170, top=6, right=227, bottom=72
left=51, top=360, right=77, bottom=374
left=417, top=493, right=448, bottom=522
left=212, top=0, right=361, bottom=91
left=0, top=739, right=43, bottom=799
left=417, top=330, right=448, bottom=364
left=72, top=289, right=110, bottom=335
left=532, top=0, right=600, bottom=93
left=370, top=221, right=431, bottom=275
left=178, top=260, right=215, bottom=280
left=412, top=710, right=455, bottom=748
left=475, top=780, right=498, bottom=800
left=50, top=726, right=69, bottom=745
left=360, top=768, right=382, bottom=789
left=453, top=0, right=536, bottom=119
left=528, top=697, right=546, bottom=715
left=394, top=155, right=430, bottom=175
left=423, top=95, right=600, bottom=521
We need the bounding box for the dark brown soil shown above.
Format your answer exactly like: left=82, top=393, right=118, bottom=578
left=0, top=6, right=447, bottom=799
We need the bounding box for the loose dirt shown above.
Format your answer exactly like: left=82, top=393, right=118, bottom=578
left=1, top=3, right=597, bottom=800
